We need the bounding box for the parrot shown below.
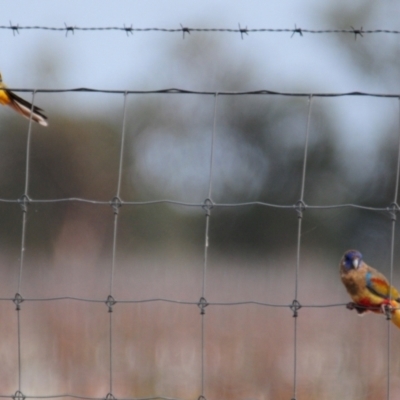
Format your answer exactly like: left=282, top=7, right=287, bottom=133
left=340, top=249, right=400, bottom=328
left=0, top=72, right=48, bottom=126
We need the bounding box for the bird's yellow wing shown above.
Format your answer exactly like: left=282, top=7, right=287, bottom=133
left=366, top=271, right=400, bottom=301
left=0, top=83, right=12, bottom=106
left=0, top=73, right=48, bottom=126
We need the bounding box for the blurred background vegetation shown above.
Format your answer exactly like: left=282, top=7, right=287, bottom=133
left=2, top=1, right=400, bottom=399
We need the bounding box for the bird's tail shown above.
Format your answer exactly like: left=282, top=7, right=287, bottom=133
left=7, top=90, right=48, bottom=126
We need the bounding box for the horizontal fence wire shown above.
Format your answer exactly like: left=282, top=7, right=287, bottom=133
left=0, top=296, right=349, bottom=307
left=1, top=23, right=396, bottom=39
left=0, top=198, right=395, bottom=211
left=4, top=87, right=400, bottom=97
left=0, top=396, right=186, bottom=400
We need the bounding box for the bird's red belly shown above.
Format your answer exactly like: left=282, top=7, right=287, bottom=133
left=356, top=297, right=391, bottom=313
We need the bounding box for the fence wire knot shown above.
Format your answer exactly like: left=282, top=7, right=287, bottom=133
left=290, top=299, right=302, bottom=317
left=383, top=303, right=393, bottom=321
left=238, top=23, right=249, bottom=39
left=9, top=21, right=19, bottom=36
left=110, top=196, right=122, bottom=215
left=387, top=202, right=400, bottom=221
left=180, top=24, right=190, bottom=38
left=12, top=391, right=25, bottom=400
left=105, top=295, right=116, bottom=313
left=202, top=198, right=214, bottom=216
left=13, top=293, right=24, bottom=311
left=291, top=24, right=303, bottom=37
left=294, top=200, right=306, bottom=219
left=198, top=297, right=208, bottom=315
left=198, top=396, right=207, bottom=400
left=351, top=26, right=364, bottom=39
left=105, top=393, right=116, bottom=400
left=18, top=194, right=30, bottom=213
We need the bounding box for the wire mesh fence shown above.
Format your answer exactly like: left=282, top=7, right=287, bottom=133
left=0, top=87, right=400, bottom=400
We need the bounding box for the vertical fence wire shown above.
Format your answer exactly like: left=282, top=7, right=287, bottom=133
left=108, top=311, right=113, bottom=396
left=202, top=93, right=218, bottom=298
left=17, top=309, right=21, bottom=392
left=292, top=95, right=313, bottom=400
left=207, top=94, right=218, bottom=201
left=394, top=99, right=400, bottom=205
left=387, top=226, right=394, bottom=400
left=110, top=92, right=128, bottom=295
left=23, top=94, right=35, bottom=198
left=18, top=212, right=27, bottom=297
left=386, top=97, right=400, bottom=400
left=199, top=93, right=219, bottom=398
left=17, top=91, right=36, bottom=294
left=107, top=92, right=129, bottom=395
left=299, top=95, right=313, bottom=210
left=14, top=91, right=38, bottom=395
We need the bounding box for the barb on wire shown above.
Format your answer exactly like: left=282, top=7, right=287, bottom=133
left=64, top=23, right=75, bottom=37
left=291, top=24, right=303, bottom=38
left=123, top=24, right=133, bottom=36
left=180, top=23, right=190, bottom=39
left=238, top=23, right=248, bottom=39
left=9, top=21, right=19, bottom=36
left=351, top=26, right=364, bottom=40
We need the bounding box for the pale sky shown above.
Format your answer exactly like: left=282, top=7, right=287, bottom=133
left=3, top=0, right=399, bottom=91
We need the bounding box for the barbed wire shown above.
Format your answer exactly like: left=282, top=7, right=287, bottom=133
left=1, top=23, right=393, bottom=39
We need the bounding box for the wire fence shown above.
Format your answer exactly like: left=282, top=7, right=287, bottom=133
left=0, top=88, right=399, bottom=400
left=1, top=23, right=396, bottom=39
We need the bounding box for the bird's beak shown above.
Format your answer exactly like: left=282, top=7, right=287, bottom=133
left=353, top=258, right=360, bottom=269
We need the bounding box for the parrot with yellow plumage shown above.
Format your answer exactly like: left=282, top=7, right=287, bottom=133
left=340, top=249, right=400, bottom=328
